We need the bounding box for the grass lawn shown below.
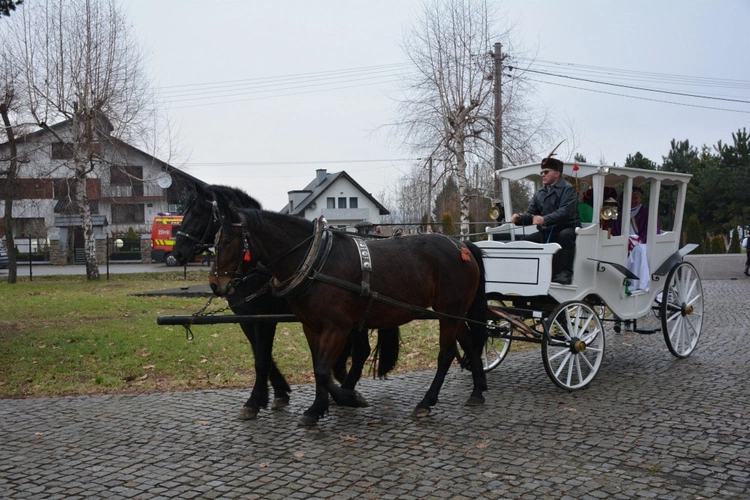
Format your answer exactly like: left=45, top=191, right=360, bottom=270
left=0, top=271, right=459, bottom=399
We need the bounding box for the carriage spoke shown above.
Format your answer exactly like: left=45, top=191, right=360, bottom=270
left=543, top=301, right=605, bottom=390
left=662, top=262, right=703, bottom=358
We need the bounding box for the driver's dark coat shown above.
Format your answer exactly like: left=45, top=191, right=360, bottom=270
left=518, top=177, right=580, bottom=230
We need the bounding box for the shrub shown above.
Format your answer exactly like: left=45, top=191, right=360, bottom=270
left=685, top=214, right=703, bottom=254
left=710, top=235, right=727, bottom=254
left=441, top=211, right=456, bottom=235
left=729, top=228, right=741, bottom=253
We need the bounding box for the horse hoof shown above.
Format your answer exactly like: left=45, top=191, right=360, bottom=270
left=353, top=391, right=369, bottom=408
left=298, top=414, right=319, bottom=427
left=271, top=396, right=290, bottom=410
left=411, top=407, right=431, bottom=418
left=464, top=395, right=485, bottom=407
left=238, top=407, right=259, bottom=420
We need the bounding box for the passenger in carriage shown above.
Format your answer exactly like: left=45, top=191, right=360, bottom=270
left=611, top=186, right=660, bottom=292
left=611, top=186, right=658, bottom=242
left=579, top=189, right=594, bottom=224
left=511, top=156, right=580, bottom=285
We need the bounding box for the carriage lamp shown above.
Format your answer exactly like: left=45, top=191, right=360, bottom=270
left=600, top=197, right=619, bottom=238
left=489, top=204, right=504, bottom=221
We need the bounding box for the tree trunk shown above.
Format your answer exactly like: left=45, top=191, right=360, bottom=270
left=0, top=102, right=18, bottom=284
left=455, top=141, right=471, bottom=241
left=75, top=159, right=99, bottom=280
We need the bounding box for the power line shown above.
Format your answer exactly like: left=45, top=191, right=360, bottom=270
left=184, top=158, right=418, bottom=167
left=526, top=78, right=750, bottom=114
left=521, top=58, right=750, bottom=91
left=522, top=68, right=750, bottom=104
left=152, top=59, right=750, bottom=112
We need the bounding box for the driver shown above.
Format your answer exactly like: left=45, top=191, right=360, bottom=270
left=511, top=156, right=580, bottom=284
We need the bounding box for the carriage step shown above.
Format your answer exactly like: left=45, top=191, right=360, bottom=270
left=634, top=327, right=660, bottom=335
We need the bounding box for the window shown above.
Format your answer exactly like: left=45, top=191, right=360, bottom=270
left=110, top=166, right=144, bottom=197
left=14, top=218, right=46, bottom=238
left=326, top=197, right=335, bottom=209
left=349, top=197, right=358, bottom=208
left=54, top=179, right=76, bottom=200
left=51, top=143, right=75, bottom=160
left=338, top=197, right=347, bottom=209
left=111, top=203, right=145, bottom=224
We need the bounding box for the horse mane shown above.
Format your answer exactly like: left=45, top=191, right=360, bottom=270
left=207, top=184, right=262, bottom=210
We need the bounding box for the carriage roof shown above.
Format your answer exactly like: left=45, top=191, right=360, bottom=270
left=495, top=162, right=692, bottom=187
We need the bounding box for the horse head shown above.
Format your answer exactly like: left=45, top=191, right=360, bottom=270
left=209, top=203, right=259, bottom=297
left=172, top=183, right=220, bottom=266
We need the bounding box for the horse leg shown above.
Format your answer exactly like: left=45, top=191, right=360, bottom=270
left=456, top=325, right=487, bottom=407
left=258, top=322, right=292, bottom=410
left=236, top=323, right=268, bottom=420
left=299, top=326, right=361, bottom=425
left=237, top=322, right=290, bottom=420
left=337, top=328, right=370, bottom=407
left=412, top=320, right=461, bottom=418
left=331, top=335, right=352, bottom=386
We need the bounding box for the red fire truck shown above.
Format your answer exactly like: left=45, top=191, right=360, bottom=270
left=150, top=213, right=183, bottom=266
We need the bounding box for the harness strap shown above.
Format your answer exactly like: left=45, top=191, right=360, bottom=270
left=352, top=237, right=372, bottom=297
left=310, top=271, right=486, bottom=327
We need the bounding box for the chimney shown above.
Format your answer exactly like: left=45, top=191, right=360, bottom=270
left=316, top=169, right=327, bottom=186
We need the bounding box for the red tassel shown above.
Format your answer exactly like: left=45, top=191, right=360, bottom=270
left=461, top=247, right=471, bottom=262
left=243, top=251, right=251, bottom=262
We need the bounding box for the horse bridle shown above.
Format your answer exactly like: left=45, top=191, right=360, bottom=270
left=175, top=200, right=220, bottom=255
left=211, top=217, right=327, bottom=295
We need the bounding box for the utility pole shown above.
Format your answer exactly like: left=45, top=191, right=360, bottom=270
left=426, top=156, right=433, bottom=232
left=492, top=42, right=503, bottom=200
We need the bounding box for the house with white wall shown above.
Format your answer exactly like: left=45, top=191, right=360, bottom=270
left=280, top=169, right=389, bottom=230
left=0, top=116, right=204, bottom=264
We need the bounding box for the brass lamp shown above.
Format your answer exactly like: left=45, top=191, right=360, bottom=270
left=489, top=204, right=504, bottom=221
left=600, top=197, right=619, bottom=238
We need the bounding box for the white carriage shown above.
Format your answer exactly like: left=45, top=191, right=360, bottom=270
left=475, top=162, right=704, bottom=390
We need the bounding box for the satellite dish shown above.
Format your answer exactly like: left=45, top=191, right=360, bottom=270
left=156, top=172, right=173, bottom=189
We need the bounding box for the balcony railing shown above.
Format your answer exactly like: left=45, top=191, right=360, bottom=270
left=320, top=208, right=370, bottom=220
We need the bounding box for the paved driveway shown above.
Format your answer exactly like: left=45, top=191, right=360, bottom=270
left=1, top=268, right=749, bottom=499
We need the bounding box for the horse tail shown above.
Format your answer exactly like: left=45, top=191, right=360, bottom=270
left=371, top=327, right=401, bottom=378
left=464, top=241, right=488, bottom=356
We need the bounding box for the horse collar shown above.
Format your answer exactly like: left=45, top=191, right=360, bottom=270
left=270, top=217, right=333, bottom=298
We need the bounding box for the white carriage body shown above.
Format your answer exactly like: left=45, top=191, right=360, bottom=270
left=482, top=162, right=693, bottom=321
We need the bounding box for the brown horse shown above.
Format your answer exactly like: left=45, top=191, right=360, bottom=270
left=210, top=203, right=489, bottom=426
left=172, top=184, right=399, bottom=420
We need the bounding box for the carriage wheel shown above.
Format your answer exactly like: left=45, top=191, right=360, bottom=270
left=455, top=296, right=512, bottom=372
left=660, top=261, right=703, bottom=358
left=542, top=301, right=605, bottom=390
left=482, top=298, right=513, bottom=372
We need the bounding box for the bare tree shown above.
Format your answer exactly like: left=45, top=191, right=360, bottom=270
left=0, top=50, right=24, bottom=283
left=395, top=0, right=549, bottom=238
left=7, top=0, right=151, bottom=279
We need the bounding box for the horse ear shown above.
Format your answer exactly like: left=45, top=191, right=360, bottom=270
left=227, top=201, right=244, bottom=224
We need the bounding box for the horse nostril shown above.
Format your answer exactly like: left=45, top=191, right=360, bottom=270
left=210, top=282, right=218, bottom=295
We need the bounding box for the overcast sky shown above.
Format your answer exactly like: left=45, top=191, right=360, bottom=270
left=125, top=0, right=750, bottom=211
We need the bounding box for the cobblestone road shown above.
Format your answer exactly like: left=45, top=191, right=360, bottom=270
left=1, top=275, right=749, bottom=499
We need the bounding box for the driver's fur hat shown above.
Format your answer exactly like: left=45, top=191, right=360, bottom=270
left=542, top=140, right=565, bottom=171
left=541, top=157, right=564, bottom=172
